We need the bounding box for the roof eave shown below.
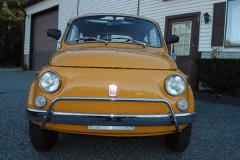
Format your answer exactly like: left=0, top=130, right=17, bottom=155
left=20, top=0, right=43, bottom=10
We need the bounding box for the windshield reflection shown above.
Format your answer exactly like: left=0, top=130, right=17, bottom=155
left=65, top=15, right=162, bottom=48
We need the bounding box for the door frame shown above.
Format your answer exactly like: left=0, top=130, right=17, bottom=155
left=164, top=12, right=201, bottom=90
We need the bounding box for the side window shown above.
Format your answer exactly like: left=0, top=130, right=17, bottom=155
left=148, top=28, right=160, bottom=47
left=67, top=25, right=83, bottom=42
left=144, top=35, right=149, bottom=44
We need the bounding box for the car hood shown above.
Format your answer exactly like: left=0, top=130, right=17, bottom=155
left=49, top=47, right=177, bottom=70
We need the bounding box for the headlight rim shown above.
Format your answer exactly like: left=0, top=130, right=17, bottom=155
left=38, top=70, right=61, bottom=93
left=165, top=74, right=186, bottom=96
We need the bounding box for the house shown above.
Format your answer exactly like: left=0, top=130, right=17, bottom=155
left=21, top=0, right=240, bottom=90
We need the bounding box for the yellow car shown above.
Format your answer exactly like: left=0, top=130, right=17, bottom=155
left=27, top=14, right=195, bottom=152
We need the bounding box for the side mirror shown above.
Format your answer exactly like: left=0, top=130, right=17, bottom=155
left=166, top=34, right=179, bottom=44
left=47, top=29, right=61, bottom=40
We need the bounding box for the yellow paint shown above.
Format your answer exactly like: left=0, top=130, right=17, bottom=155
left=49, top=47, right=176, bottom=70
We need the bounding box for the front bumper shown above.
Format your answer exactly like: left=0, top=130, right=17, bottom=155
left=26, top=97, right=195, bottom=132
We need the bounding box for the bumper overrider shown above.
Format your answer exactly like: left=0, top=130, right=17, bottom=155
left=26, top=97, right=195, bottom=133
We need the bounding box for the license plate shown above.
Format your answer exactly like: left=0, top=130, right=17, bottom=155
left=88, top=125, right=135, bottom=130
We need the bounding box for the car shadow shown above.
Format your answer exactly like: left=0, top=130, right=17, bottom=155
left=52, top=132, right=178, bottom=158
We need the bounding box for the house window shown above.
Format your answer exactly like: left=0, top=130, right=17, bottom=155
left=171, top=22, right=192, bottom=56
left=225, top=0, right=240, bottom=46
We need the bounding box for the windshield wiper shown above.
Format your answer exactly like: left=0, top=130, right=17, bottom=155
left=104, top=37, right=146, bottom=48
left=79, top=37, right=108, bottom=45
left=68, top=37, right=108, bottom=45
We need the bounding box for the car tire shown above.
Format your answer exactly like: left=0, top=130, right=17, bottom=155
left=29, top=121, right=58, bottom=152
left=164, top=124, right=192, bottom=152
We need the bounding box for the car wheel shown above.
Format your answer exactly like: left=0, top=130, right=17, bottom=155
left=164, top=124, right=192, bottom=152
left=29, top=121, right=58, bottom=152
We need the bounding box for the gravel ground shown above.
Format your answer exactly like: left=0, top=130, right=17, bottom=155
left=0, top=68, right=239, bottom=159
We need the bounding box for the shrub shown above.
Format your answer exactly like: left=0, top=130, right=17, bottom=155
left=196, top=59, right=240, bottom=93
left=0, top=0, right=26, bottom=66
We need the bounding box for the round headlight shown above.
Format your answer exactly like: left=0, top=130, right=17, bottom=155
left=165, top=74, right=186, bottom=96
left=39, top=71, right=61, bottom=93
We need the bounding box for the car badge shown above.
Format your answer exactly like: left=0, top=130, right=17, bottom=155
left=109, top=84, right=117, bottom=97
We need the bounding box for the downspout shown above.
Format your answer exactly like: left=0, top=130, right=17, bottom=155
left=137, top=0, right=140, bottom=16
left=22, top=10, right=27, bottom=71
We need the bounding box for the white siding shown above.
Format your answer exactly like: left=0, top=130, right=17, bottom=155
left=24, top=0, right=240, bottom=61
left=78, top=0, right=138, bottom=15
left=139, top=0, right=240, bottom=56
left=58, top=0, right=78, bottom=37
left=24, top=0, right=137, bottom=57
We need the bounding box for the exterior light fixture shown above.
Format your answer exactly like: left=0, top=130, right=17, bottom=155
left=203, top=12, right=210, bottom=24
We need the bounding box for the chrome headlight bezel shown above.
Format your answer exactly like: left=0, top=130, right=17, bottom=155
left=38, top=70, right=61, bottom=93
left=165, top=74, right=186, bottom=96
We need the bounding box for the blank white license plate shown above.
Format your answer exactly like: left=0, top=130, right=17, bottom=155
left=88, top=125, right=135, bottom=130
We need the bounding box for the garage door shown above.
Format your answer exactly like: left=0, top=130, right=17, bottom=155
left=31, top=7, right=58, bottom=70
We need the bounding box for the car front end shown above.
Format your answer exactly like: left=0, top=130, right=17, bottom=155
left=27, top=14, right=195, bottom=152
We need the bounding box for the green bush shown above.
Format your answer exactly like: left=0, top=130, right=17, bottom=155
left=196, top=59, right=240, bottom=93
left=0, top=0, right=27, bottom=66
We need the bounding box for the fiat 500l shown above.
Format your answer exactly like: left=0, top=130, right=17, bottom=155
left=27, top=14, right=195, bottom=152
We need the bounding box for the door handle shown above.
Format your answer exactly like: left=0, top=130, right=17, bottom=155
left=191, top=44, right=195, bottom=47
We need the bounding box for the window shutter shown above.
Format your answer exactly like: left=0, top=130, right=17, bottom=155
left=211, top=2, right=226, bottom=46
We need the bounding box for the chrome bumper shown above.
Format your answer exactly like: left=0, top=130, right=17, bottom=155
left=26, top=97, right=195, bottom=132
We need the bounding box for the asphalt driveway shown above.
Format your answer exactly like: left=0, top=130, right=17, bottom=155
left=0, top=68, right=239, bottom=159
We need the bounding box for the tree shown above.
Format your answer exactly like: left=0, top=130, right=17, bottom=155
left=0, top=0, right=27, bottom=66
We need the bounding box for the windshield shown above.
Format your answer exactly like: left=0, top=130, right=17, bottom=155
left=65, top=15, right=162, bottom=47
